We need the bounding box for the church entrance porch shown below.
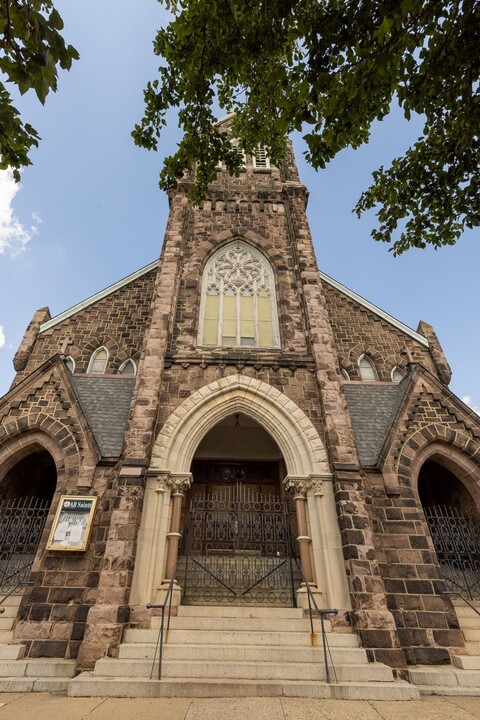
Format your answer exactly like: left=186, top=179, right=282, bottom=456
left=179, top=460, right=299, bottom=606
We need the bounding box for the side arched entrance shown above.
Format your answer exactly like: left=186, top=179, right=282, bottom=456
left=0, top=436, right=58, bottom=599
left=130, top=375, right=351, bottom=612
left=415, top=444, right=480, bottom=600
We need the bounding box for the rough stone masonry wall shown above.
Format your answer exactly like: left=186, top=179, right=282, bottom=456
left=157, top=365, right=323, bottom=443
left=365, top=471, right=461, bottom=665
left=0, top=360, right=119, bottom=659
left=12, top=270, right=157, bottom=386
left=285, top=188, right=406, bottom=669
left=366, top=381, right=480, bottom=664
left=15, top=463, right=119, bottom=660
left=322, top=283, right=439, bottom=380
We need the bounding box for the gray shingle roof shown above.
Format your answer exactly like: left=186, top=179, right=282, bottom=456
left=71, top=376, right=135, bottom=457
left=344, top=382, right=406, bottom=467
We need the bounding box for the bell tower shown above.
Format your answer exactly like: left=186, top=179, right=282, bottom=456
left=80, top=116, right=402, bottom=669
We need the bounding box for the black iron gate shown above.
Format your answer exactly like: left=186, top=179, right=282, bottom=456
left=0, top=497, right=50, bottom=593
left=181, top=483, right=297, bottom=606
left=424, top=505, right=480, bottom=600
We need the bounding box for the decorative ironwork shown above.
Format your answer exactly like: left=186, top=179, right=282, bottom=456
left=182, top=483, right=297, bottom=606
left=0, top=497, right=50, bottom=592
left=424, top=505, right=480, bottom=600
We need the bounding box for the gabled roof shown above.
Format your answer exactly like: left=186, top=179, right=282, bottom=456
left=344, top=380, right=409, bottom=467
left=39, top=260, right=159, bottom=333
left=71, top=376, right=135, bottom=457
left=38, top=257, right=429, bottom=349
left=319, top=270, right=429, bottom=348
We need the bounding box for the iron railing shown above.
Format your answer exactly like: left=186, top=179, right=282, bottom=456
left=0, top=561, right=34, bottom=613
left=292, top=556, right=338, bottom=684
left=443, top=591, right=480, bottom=618
left=423, top=505, right=480, bottom=600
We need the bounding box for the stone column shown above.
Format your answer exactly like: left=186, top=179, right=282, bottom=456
left=284, top=475, right=317, bottom=608
left=164, top=474, right=192, bottom=581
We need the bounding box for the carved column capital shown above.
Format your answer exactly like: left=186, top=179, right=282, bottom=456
left=283, top=475, right=309, bottom=497
left=283, top=474, right=332, bottom=497
left=165, top=472, right=193, bottom=495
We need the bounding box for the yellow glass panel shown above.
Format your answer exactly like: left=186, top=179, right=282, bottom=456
left=240, top=295, right=254, bottom=340
left=203, top=294, right=219, bottom=345
left=222, top=294, right=237, bottom=345
left=258, top=293, right=273, bottom=347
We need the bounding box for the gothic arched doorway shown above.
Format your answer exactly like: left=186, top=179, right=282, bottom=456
left=179, top=413, right=299, bottom=606
left=0, top=449, right=57, bottom=593
left=419, top=459, right=480, bottom=600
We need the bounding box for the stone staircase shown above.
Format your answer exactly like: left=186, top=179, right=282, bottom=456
left=0, top=590, right=76, bottom=693
left=0, top=589, right=22, bottom=644
left=69, top=605, right=419, bottom=699
left=409, top=598, right=480, bottom=695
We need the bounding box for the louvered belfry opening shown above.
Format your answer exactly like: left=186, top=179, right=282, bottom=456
left=419, top=460, right=480, bottom=600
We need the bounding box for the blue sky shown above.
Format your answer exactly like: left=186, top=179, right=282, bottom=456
left=0, top=0, right=478, bottom=411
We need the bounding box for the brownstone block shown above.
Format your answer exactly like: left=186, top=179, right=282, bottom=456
left=29, top=640, right=68, bottom=658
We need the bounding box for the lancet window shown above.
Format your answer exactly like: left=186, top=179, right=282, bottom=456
left=199, top=241, right=280, bottom=349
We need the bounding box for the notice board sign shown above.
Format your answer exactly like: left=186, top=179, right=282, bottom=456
left=46, top=496, right=97, bottom=552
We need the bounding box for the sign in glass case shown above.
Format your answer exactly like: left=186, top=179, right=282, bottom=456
left=46, top=496, right=97, bottom=552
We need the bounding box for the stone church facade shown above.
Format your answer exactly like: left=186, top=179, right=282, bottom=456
left=0, top=116, right=479, bottom=683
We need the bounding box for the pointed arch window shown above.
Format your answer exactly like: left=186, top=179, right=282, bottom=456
left=391, top=366, right=405, bottom=382
left=199, top=241, right=280, bottom=348
left=119, top=359, right=136, bottom=376
left=65, top=356, right=75, bottom=373
left=341, top=367, right=350, bottom=380
left=358, top=354, right=378, bottom=381
left=87, top=346, right=108, bottom=374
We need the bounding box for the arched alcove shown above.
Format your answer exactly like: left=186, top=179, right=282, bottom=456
left=181, top=413, right=297, bottom=606
left=0, top=448, right=57, bottom=589
left=131, top=375, right=351, bottom=613
left=419, top=460, right=479, bottom=517
left=418, top=457, right=480, bottom=599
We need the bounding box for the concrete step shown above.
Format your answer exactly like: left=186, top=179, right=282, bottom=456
left=68, top=674, right=420, bottom=700
left=465, top=642, right=480, bottom=654
left=176, top=605, right=305, bottom=619
left=463, top=629, right=480, bottom=641
left=0, top=658, right=76, bottom=679
left=0, top=644, right=26, bottom=660
left=0, top=631, right=13, bottom=643
left=453, top=606, right=480, bottom=618
left=409, top=665, right=480, bottom=691
left=152, top=615, right=328, bottom=633
left=93, top=657, right=393, bottom=683
left=0, top=618, right=15, bottom=631
left=0, top=604, right=21, bottom=618
left=118, top=642, right=369, bottom=664
left=124, top=627, right=359, bottom=647
left=456, top=617, right=480, bottom=629
left=452, top=655, right=480, bottom=670
left=0, top=676, right=70, bottom=693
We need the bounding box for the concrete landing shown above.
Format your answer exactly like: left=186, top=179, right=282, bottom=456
left=0, top=692, right=478, bottom=720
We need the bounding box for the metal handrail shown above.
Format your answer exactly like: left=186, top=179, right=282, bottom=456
left=293, top=556, right=338, bottom=684
left=146, top=531, right=187, bottom=680
left=444, top=591, right=480, bottom=617
left=0, top=561, right=34, bottom=613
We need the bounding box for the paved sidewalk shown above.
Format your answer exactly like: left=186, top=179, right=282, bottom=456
left=0, top=694, right=478, bottom=720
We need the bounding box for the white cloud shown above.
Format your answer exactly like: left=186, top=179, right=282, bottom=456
left=462, top=396, right=480, bottom=415
left=0, top=169, right=39, bottom=255
left=0, top=326, right=5, bottom=349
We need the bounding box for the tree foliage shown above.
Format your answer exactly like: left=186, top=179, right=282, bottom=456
left=0, top=1, right=78, bottom=181
left=134, top=0, right=479, bottom=254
